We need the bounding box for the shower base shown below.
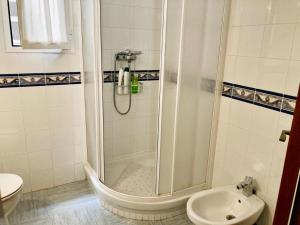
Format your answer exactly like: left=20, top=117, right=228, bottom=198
left=85, top=163, right=208, bottom=220
left=111, top=160, right=156, bottom=197
left=105, top=152, right=157, bottom=197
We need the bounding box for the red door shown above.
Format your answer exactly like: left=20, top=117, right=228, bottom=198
left=273, top=87, right=300, bottom=225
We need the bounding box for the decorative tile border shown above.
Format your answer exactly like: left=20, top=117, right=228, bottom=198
left=0, top=72, right=81, bottom=88
left=103, top=70, right=159, bottom=83
left=222, top=82, right=297, bottom=115
left=0, top=74, right=19, bottom=88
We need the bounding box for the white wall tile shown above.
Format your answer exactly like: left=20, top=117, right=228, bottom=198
left=20, top=87, right=47, bottom=111
left=249, top=106, right=281, bottom=141
left=285, top=60, right=300, bottom=96
left=2, top=154, right=30, bottom=174
left=261, top=24, right=295, bottom=59
left=51, top=128, right=73, bottom=148
left=48, top=107, right=73, bottom=129
left=111, top=28, right=131, bottom=50
left=102, top=50, right=113, bottom=71
left=234, top=57, right=260, bottom=87
left=0, top=88, right=21, bottom=111
left=233, top=0, right=269, bottom=26
left=226, top=27, right=240, bottom=56
left=28, top=151, right=53, bottom=171
left=52, top=146, right=75, bottom=167
left=0, top=54, right=45, bottom=73
left=30, top=169, right=54, bottom=191
left=297, top=4, right=300, bottom=22
left=0, top=111, right=23, bottom=134
left=268, top=0, right=299, bottom=24
left=223, top=56, right=236, bottom=83
left=74, top=163, right=86, bottom=181
left=54, top=166, right=75, bottom=186
left=291, top=24, right=300, bottom=60
left=0, top=1, right=86, bottom=193
left=229, top=100, right=253, bottom=129
left=0, top=132, right=27, bottom=156
left=23, top=110, right=50, bottom=132
left=238, top=26, right=264, bottom=57
left=101, top=1, right=162, bottom=69
left=74, top=145, right=86, bottom=164
left=257, top=59, right=289, bottom=93
left=46, top=85, right=72, bottom=108
left=215, top=1, right=300, bottom=225
left=132, top=0, right=162, bottom=9
left=26, top=129, right=52, bottom=152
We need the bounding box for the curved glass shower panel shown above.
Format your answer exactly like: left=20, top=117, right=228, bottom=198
left=100, top=0, right=163, bottom=197
left=173, top=0, right=225, bottom=191
left=81, top=0, right=101, bottom=176
left=157, top=0, right=183, bottom=195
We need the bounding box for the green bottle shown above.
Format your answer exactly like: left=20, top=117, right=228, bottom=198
left=131, top=74, right=139, bottom=94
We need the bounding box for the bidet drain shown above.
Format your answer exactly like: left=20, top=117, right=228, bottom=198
left=226, top=215, right=236, bottom=220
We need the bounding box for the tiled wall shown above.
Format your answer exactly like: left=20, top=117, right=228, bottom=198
left=100, top=0, right=162, bottom=71
left=103, top=80, right=159, bottom=163
left=0, top=0, right=87, bottom=192
left=213, top=1, right=300, bottom=224
left=101, top=0, right=161, bottom=183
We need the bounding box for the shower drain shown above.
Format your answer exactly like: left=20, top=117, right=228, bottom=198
left=226, top=214, right=236, bottom=220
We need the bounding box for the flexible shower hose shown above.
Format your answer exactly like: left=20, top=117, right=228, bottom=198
left=112, top=55, right=132, bottom=115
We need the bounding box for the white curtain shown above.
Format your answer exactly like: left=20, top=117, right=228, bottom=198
left=17, top=0, right=69, bottom=49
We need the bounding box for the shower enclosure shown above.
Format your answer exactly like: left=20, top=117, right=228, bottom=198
left=81, top=0, right=229, bottom=218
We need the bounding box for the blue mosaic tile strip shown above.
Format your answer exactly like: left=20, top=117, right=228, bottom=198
left=103, top=70, right=159, bottom=83
left=222, top=82, right=297, bottom=115
left=0, top=72, right=81, bottom=88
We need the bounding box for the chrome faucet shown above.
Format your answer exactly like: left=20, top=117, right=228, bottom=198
left=237, top=176, right=255, bottom=197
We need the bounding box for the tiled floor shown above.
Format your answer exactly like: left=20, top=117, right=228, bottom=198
left=112, top=162, right=156, bottom=197
left=5, top=181, right=193, bottom=225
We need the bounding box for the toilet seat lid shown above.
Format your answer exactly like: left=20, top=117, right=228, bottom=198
left=0, top=173, right=23, bottom=200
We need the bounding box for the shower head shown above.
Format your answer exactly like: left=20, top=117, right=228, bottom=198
left=115, top=49, right=142, bottom=62
left=116, top=49, right=142, bottom=56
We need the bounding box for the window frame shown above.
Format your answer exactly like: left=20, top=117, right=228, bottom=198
left=1, top=0, right=75, bottom=54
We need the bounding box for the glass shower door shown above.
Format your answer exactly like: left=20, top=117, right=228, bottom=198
left=100, top=0, right=163, bottom=197
left=158, top=0, right=226, bottom=193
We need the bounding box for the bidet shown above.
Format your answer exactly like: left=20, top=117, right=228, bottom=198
left=187, top=185, right=265, bottom=225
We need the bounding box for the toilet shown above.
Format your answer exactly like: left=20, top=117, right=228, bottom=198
left=0, top=174, right=23, bottom=224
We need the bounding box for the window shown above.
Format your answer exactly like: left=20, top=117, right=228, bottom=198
left=7, top=0, right=21, bottom=47
left=1, top=0, right=73, bottom=52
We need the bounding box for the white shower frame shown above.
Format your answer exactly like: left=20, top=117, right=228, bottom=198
left=84, top=0, right=231, bottom=220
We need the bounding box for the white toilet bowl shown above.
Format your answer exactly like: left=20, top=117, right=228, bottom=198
left=0, top=174, right=23, bottom=224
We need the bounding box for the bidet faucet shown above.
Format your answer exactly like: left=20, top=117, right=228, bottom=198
left=237, top=176, right=255, bottom=197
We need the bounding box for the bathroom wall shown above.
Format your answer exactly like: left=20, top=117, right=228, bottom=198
left=0, top=0, right=86, bottom=192
left=101, top=0, right=162, bottom=71
left=101, top=0, right=162, bottom=172
left=213, top=0, right=300, bottom=224
left=103, top=81, right=159, bottom=164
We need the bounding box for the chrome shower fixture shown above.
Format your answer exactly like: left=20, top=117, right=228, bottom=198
left=115, top=49, right=143, bottom=62
left=113, top=49, right=143, bottom=115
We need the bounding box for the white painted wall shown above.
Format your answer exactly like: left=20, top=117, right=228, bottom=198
left=0, top=0, right=86, bottom=192
left=213, top=1, right=300, bottom=224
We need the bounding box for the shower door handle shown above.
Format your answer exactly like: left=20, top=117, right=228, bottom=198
left=170, top=72, right=178, bottom=84
left=279, top=130, right=291, bottom=142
